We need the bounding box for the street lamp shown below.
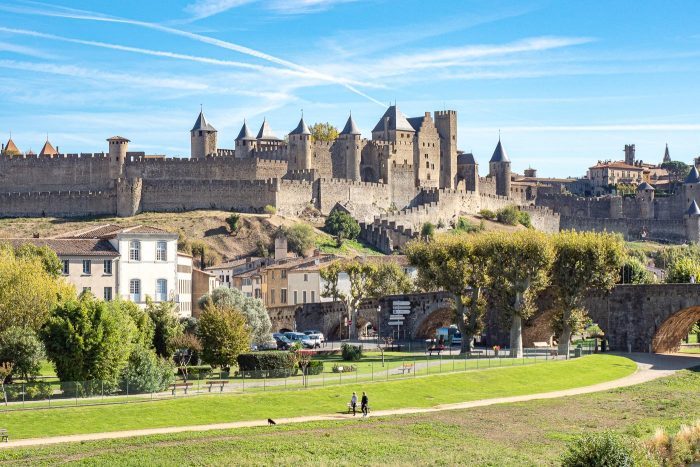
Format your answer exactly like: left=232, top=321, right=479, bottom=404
left=376, top=305, right=381, bottom=348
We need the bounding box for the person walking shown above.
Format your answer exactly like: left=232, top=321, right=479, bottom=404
left=350, top=392, right=358, bottom=416
left=361, top=391, right=369, bottom=417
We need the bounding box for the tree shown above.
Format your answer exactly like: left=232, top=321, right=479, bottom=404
left=310, top=122, right=339, bottom=142
left=483, top=230, right=554, bottom=357
left=171, top=333, right=202, bottom=383
left=146, top=298, right=183, bottom=359
left=198, top=300, right=251, bottom=369
left=119, top=345, right=175, bottom=393
left=406, top=234, right=490, bottom=354
left=550, top=231, right=625, bottom=356
left=666, top=256, right=700, bottom=283
left=496, top=206, right=520, bottom=226
left=0, top=362, right=13, bottom=406
left=40, top=294, right=136, bottom=389
left=190, top=240, right=208, bottom=269
left=661, top=160, right=691, bottom=185
left=14, top=243, right=63, bottom=277
left=368, top=262, right=414, bottom=296
left=199, top=287, right=273, bottom=347
left=619, top=257, right=652, bottom=284
left=420, top=222, right=435, bottom=241
left=321, top=260, right=376, bottom=339
left=281, top=224, right=316, bottom=257
left=0, top=244, right=75, bottom=334
left=226, top=213, right=241, bottom=235
left=324, top=210, right=360, bottom=246
left=0, top=326, right=45, bottom=381
left=264, top=205, right=277, bottom=217
left=118, top=299, right=154, bottom=349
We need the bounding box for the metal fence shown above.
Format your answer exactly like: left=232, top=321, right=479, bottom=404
left=0, top=345, right=596, bottom=412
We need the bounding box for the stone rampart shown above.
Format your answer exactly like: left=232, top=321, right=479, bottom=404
left=0, top=153, right=112, bottom=192
left=560, top=216, right=686, bottom=242
left=521, top=205, right=560, bottom=233
left=317, top=178, right=391, bottom=218
left=0, top=190, right=115, bottom=217
left=277, top=179, right=315, bottom=216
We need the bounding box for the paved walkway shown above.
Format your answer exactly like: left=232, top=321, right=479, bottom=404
left=1, top=352, right=697, bottom=450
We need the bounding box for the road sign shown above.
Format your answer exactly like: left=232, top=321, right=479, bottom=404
left=389, top=314, right=405, bottom=320
left=393, top=301, right=410, bottom=306
left=388, top=321, right=403, bottom=326
left=392, top=309, right=410, bottom=315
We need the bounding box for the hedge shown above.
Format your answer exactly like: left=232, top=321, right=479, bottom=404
left=305, top=361, right=324, bottom=375
left=237, top=351, right=297, bottom=378
left=341, top=344, right=363, bottom=361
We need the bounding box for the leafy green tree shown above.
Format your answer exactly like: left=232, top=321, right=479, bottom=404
left=0, top=326, right=45, bottom=381
left=661, top=160, right=691, bottom=185
left=119, top=345, right=175, bottom=393
left=198, top=300, right=251, bottom=369
left=14, top=243, right=63, bottom=277
left=368, top=262, right=414, bottom=296
left=666, top=257, right=700, bottom=283
left=0, top=244, right=75, bottom=333
left=550, top=231, right=625, bottom=356
left=406, top=234, right=490, bottom=353
left=324, top=210, right=360, bottom=246
left=281, top=224, right=316, bottom=257
left=198, top=287, right=273, bottom=347
left=484, top=230, right=554, bottom=357
left=420, top=222, right=435, bottom=241
left=40, top=294, right=135, bottom=388
left=118, top=299, right=154, bottom=349
left=619, top=257, right=652, bottom=284
left=496, top=206, right=520, bottom=226
left=310, top=122, right=339, bottom=142
left=146, top=298, right=183, bottom=359
left=226, top=213, right=241, bottom=235
left=321, top=260, right=377, bottom=339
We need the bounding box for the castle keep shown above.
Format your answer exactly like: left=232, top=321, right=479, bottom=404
left=1, top=105, right=698, bottom=250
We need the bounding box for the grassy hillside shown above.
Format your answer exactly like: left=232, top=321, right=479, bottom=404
left=0, top=211, right=382, bottom=262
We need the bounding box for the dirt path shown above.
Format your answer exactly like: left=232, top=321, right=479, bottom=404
left=1, top=352, right=697, bottom=450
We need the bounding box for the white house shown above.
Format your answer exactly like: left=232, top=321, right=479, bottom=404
left=176, top=253, right=194, bottom=317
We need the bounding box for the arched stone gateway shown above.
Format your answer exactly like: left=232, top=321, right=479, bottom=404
left=413, top=307, right=454, bottom=339
left=651, top=307, right=700, bottom=353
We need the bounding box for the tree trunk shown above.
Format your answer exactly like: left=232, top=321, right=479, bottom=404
left=454, top=295, right=471, bottom=355
left=510, top=314, right=523, bottom=358
left=558, top=309, right=573, bottom=358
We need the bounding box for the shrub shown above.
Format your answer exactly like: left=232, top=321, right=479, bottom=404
left=226, top=213, right=240, bottom=234
left=454, top=217, right=483, bottom=233
left=420, top=222, right=435, bottom=240
left=645, top=421, right=700, bottom=465
left=517, top=210, right=531, bottom=228
left=306, top=360, right=324, bottom=375
left=561, top=431, right=635, bottom=467
left=237, top=351, right=297, bottom=378
left=178, top=365, right=212, bottom=379
left=496, top=206, right=520, bottom=226
left=120, top=345, right=175, bottom=394
left=0, top=326, right=45, bottom=381
left=341, top=343, right=363, bottom=361
left=324, top=209, right=360, bottom=246
left=332, top=363, right=356, bottom=373
left=479, top=209, right=496, bottom=219
left=280, top=224, right=316, bottom=257
left=23, top=381, right=54, bottom=400
left=264, top=205, right=277, bottom=217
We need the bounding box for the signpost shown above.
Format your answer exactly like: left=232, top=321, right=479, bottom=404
left=391, top=300, right=411, bottom=341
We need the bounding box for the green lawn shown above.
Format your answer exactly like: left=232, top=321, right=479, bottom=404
left=1, top=361, right=697, bottom=466
left=0, top=354, right=635, bottom=440
left=315, top=236, right=384, bottom=256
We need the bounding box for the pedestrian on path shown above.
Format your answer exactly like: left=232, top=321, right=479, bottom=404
left=361, top=392, right=369, bottom=417
left=350, top=392, right=357, bottom=416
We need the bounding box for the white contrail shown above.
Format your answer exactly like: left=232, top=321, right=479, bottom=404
left=0, top=3, right=387, bottom=107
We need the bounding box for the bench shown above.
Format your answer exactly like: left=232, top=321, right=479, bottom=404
left=397, top=363, right=414, bottom=374
left=347, top=403, right=371, bottom=414
left=533, top=342, right=558, bottom=357
left=169, top=383, right=192, bottom=395
left=205, top=380, right=229, bottom=393
left=427, top=345, right=445, bottom=356
left=0, top=428, right=8, bottom=443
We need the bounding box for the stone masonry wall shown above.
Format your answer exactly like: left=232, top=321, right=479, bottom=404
left=0, top=190, right=115, bottom=217
left=0, top=154, right=112, bottom=192
left=317, top=178, right=391, bottom=218
left=560, top=216, right=687, bottom=242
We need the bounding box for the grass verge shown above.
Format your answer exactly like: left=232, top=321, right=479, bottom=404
left=0, top=354, right=634, bottom=440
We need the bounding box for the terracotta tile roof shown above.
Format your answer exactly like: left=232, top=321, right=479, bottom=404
left=355, top=255, right=410, bottom=267
left=207, top=257, right=265, bottom=270
left=589, top=161, right=644, bottom=171
left=5, top=238, right=119, bottom=257
left=57, top=224, right=171, bottom=239
left=3, top=138, right=20, bottom=155
left=39, top=139, right=58, bottom=156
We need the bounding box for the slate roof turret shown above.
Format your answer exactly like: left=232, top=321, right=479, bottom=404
left=637, top=181, right=655, bottom=191
left=371, top=105, right=414, bottom=133
left=289, top=116, right=311, bottom=136
left=687, top=200, right=700, bottom=216
left=340, top=114, right=361, bottom=135
left=256, top=118, right=280, bottom=141
left=235, top=120, right=255, bottom=141
left=191, top=110, right=217, bottom=132
left=685, top=166, right=700, bottom=184
left=489, top=138, right=510, bottom=163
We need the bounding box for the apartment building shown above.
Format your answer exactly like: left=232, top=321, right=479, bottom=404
left=206, top=257, right=273, bottom=288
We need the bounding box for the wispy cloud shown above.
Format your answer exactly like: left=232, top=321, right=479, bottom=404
left=0, top=40, right=53, bottom=59
left=183, top=0, right=356, bottom=20
left=462, top=124, right=700, bottom=132
left=0, top=3, right=386, bottom=106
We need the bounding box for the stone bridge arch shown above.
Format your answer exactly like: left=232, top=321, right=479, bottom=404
left=651, top=306, right=700, bottom=353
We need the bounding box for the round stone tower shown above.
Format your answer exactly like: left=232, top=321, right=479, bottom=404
left=636, top=181, right=655, bottom=219
left=190, top=109, right=217, bottom=159
left=339, top=113, right=361, bottom=181
left=107, top=136, right=129, bottom=178
left=288, top=116, right=312, bottom=171
left=489, top=138, right=511, bottom=197
left=234, top=120, right=256, bottom=158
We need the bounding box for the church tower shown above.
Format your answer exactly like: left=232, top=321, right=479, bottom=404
left=190, top=109, right=217, bottom=159
left=489, top=138, right=511, bottom=197
left=339, top=114, right=361, bottom=181
left=288, top=116, right=312, bottom=171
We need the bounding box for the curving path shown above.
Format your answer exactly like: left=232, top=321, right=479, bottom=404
left=1, top=352, right=698, bottom=450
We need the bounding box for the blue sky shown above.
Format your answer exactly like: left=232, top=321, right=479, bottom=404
left=0, top=0, right=699, bottom=177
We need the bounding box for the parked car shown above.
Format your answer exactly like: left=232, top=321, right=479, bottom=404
left=303, top=330, right=325, bottom=344
left=273, top=334, right=292, bottom=350
left=303, top=333, right=322, bottom=348
left=283, top=332, right=315, bottom=349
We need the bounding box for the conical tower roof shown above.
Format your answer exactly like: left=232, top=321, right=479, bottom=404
left=3, top=137, right=20, bottom=155
left=235, top=120, right=255, bottom=141
left=687, top=200, right=700, bottom=216
left=340, top=114, right=361, bottom=135
left=256, top=118, right=280, bottom=140
left=490, top=138, right=510, bottom=163
left=371, top=105, right=414, bottom=133
left=39, top=138, right=57, bottom=156
left=685, top=166, right=700, bottom=184
left=637, top=181, right=654, bottom=191
left=191, top=110, right=217, bottom=132
left=289, top=116, right=311, bottom=136
left=663, top=143, right=671, bottom=163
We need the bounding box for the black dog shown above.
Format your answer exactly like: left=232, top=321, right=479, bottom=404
left=267, top=418, right=276, bottom=426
